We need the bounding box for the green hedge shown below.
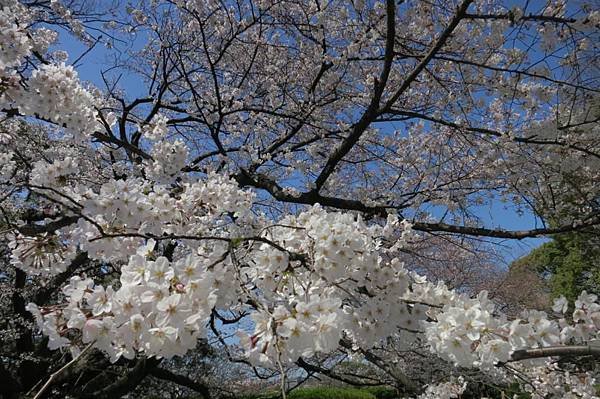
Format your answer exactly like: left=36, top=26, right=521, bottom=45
left=288, top=387, right=376, bottom=399
left=237, top=386, right=399, bottom=399
left=237, top=391, right=279, bottom=399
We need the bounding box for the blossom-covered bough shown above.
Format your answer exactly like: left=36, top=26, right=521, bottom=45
left=1, top=0, right=600, bottom=398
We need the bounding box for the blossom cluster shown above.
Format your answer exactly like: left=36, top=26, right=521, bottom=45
left=27, top=244, right=226, bottom=361
left=15, top=167, right=600, bottom=381
left=0, top=151, right=15, bottom=182
left=145, top=140, right=189, bottom=184
left=9, top=231, right=78, bottom=276
left=16, top=169, right=259, bottom=358
left=236, top=206, right=420, bottom=365
left=416, top=376, right=466, bottom=399
left=6, top=63, right=102, bottom=139
left=0, top=1, right=100, bottom=140
left=0, top=1, right=31, bottom=74
left=140, top=114, right=169, bottom=141
left=30, top=156, right=80, bottom=189
left=510, top=362, right=599, bottom=399
left=12, top=162, right=600, bottom=398
left=49, top=0, right=86, bottom=38
left=424, top=290, right=600, bottom=369
left=22, top=199, right=420, bottom=365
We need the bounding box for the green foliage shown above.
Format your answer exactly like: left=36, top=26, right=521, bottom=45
left=235, top=383, right=537, bottom=399
left=288, top=387, right=377, bottom=399
left=236, top=387, right=381, bottom=399
left=511, top=231, right=600, bottom=301
left=237, top=391, right=280, bottom=399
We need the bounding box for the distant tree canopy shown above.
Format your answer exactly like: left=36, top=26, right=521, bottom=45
left=510, top=230, right=600, bottom=302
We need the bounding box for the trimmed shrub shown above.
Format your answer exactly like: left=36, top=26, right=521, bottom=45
left=288, top=387, right=376, bottom=399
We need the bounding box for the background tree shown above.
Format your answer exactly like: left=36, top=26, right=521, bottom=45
left=509, top=230, right=600, bottom=302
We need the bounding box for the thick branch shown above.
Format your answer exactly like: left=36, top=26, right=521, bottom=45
left=411, top=217, right=600, bottom=239
left=16, top=216, right=80, bottom=236
left=296, top=358, right=382, bottom=387
left=312, top=0, right=397, bottom=191
left=92, top=132, right=152, bottom=161
left=236, top=169, right=600, bottom=239
left=80, top=357, right=161, bottom=399
left=381, top=0, right=473, bottom=111
left=149, top=367, right=211, bottom=399
left=510, top=344, right=600, bottom=362
left=463, top=12, right=576, bottom=24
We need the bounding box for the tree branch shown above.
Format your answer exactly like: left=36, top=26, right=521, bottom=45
left=236, top=169, right=600, bottom=239
left=312, top=0, right=398, bottom=191
left=510, top=344, right=600, bottom=362
left=381, top=0, right=473, bottom=111
left=149, top=367, right=211, bottom=399
left=79, top=357, right=161, bottom=399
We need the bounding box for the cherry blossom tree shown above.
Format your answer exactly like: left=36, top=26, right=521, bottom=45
left=1, top=0, right=600, bottom=398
